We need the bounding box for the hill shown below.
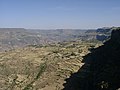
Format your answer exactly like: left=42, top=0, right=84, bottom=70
left=0, top=40, right=99, bottom=90
left=63, top=27, right=120, bottom=90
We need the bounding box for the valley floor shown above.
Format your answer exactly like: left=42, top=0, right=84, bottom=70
left=0, top=41, right=99, bottom=90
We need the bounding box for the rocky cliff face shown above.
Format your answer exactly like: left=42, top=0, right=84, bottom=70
left=110, top=27, right=120, bottom=44
left=90, top=27, right=120, bottom=90
left=63, top=27, right=120, bottom=90
left=85, top=27, right=114, bottom=41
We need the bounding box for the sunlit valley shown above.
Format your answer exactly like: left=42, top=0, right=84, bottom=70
left=0, top=27, right=120, bottom=90
left=0, top=0, right=120, bottom=90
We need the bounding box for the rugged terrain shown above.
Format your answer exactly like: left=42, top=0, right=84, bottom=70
left=0, top=40, right=100, bottom=90
left=63, top=27, right=120, bottom=90
left=0, top=28, right=86, bottom=51
left=0, top=27, right=119, bottom=90
left=0, top=27, right=113, bottom=51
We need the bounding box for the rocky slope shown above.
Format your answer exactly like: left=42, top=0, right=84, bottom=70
left=63, top=27, right=120, bottom=90
left=0, top=41, right=99, bottom=90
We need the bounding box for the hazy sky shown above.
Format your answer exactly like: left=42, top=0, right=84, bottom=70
left=0, top=0, right=120, bottom=29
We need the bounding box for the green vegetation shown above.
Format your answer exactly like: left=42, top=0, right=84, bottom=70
left=23, top=62, right=47, bottom=90
left=23, top=84, right=33, bottom=90
left=35, top=63, right=47, bottom=80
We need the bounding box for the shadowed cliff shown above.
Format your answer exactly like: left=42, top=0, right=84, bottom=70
left=63, top=27, right=120, bottom=90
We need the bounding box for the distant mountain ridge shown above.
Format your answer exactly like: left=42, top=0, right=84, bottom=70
left=0, top=27, right=118, bottom=51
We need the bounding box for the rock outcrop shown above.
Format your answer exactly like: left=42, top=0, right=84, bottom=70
left=63, top=27, right=120, bottom=90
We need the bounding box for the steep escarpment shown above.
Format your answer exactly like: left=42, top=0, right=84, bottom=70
left=63, top=27, right=120, bottom=90
left=85, top=27, right=113, bottom=41
left=90, top=27, right=120, bottom=90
